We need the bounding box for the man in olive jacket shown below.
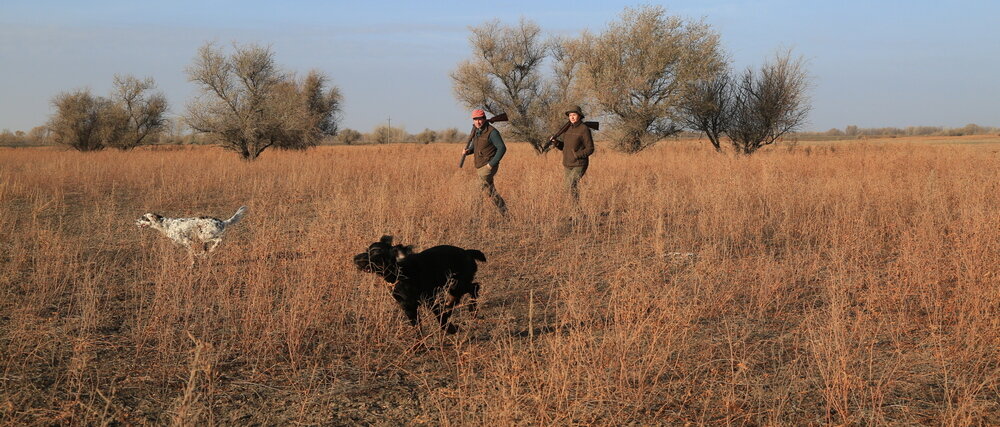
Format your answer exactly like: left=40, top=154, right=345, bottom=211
left=463, top=109, right=508, bottom=215
left=551, top=106, right=595, bottom=202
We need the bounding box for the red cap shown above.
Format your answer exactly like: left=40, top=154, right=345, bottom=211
left=471, top=109, right=486, bottom=119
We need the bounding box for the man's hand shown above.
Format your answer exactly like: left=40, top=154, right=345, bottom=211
left=462, top=148, right=472, bottom=156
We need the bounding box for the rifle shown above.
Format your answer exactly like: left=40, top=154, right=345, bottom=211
left=458, top=112, right=509, bottom=168
left=544, top=120, right=600, bottom=150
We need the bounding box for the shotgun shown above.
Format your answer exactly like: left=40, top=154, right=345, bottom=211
left=544, top=120, right=600, bottom=150
left=458, top=112, right=509, bottom=168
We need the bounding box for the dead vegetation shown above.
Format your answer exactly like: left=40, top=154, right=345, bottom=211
left=0, top=138, right=998, bottom=424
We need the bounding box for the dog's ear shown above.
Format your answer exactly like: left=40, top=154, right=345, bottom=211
left=392, top=245, right=414, bottom=261
left=379, top=235, right=393, bottom=245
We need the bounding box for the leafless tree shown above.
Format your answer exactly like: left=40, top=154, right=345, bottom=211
left=414, top=129, right=437, bottom=144
left=185, top=42, right=341, bottom=160
left=545, top=36, right=595, bottom=138
left=299, top=71, right=342, bottom=142
left=266, top=71, right=343, bottom=151
left=678, top=70, right=732, bottom=152
left=0, top=130, right=23, bottom=146
left=437, top=128, right=462, bottom=143
left=336, top=128, right=362, bottom=145
left=451, top=18, right=552, bottom=152
left=48, top=89, right=117, bottom=152
left=573, top=6, right=725, bottom=153
left=27, top=126, right=50, bottom=145
left=368, top=125, right=406, bottom=144
left=106, top=75, right=168, bottom=150
left=727, top=51, right=810, bottom=154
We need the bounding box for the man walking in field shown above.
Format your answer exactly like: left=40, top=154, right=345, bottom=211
left=549, top=106, right=595, bottom=203
left=463, top=109, right=508, bottom=215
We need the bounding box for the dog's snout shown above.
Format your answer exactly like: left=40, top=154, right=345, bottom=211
left=353, top=252, right=372, bottom=271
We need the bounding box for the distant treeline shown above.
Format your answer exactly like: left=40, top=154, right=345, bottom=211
left=4, top=123, right=999, bottom=148
left=799, top=124, right=1000, bottom=139
left=0, top=122, right=473, bottom=148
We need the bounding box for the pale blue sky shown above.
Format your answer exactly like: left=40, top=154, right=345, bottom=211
left=1, top=0, right=997, bottom=133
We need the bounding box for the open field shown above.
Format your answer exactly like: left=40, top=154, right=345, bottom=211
left=1, top=139, right=998, bottom=424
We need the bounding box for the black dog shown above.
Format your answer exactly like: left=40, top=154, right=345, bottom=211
left=353, top=235, right=485, bottom=334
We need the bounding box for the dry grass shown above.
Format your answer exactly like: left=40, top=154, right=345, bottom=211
left=1, top=139, right=998, bottom=425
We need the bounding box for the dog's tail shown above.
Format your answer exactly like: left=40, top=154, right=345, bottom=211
left=223, top=206, right=248, bottom=226
left=466, top=249, right=486, bottom=263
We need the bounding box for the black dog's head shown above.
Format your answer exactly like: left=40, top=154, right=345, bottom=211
left=353, top=235, right=414, bottom=281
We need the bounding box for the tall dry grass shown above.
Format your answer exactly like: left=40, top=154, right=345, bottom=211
left=0, top=139, right=998, bottom=425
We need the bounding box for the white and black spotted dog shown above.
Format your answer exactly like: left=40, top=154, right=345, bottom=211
left=136, top=206, right=248, bottom=262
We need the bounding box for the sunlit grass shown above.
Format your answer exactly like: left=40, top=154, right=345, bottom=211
left=1, top=139, right=998, bottom=424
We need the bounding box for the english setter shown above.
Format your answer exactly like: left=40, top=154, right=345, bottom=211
left=136, top=206, right=248, bottom=262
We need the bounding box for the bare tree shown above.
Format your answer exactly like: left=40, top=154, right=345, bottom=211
left=573, top=6, right=725, bottom=153
left=546, top=36, right=593, bottom=137
left=27, top=126, right=50, bottom=145
left=185, top=42, right=342, bottom=160
left=369, top=125, right=406, bottom=144
left=678, top=70, right=732, bottom=152
left=299, top=71, right=342, bottom=143
left=451, top=18, right=552, bottom=152
left=336, top=128, right=362, bottom=145
left=727, top=51, right=810, bottom=155
left=0, top=130, right=21, bottom=146
left=414, top=129, right=437, bottom=144
left=267, top=71, right=343, bottom=150
left=107, top=75, right=168, bottom=150
left=437, top=128, right=461, bottom=143
left=48, top=89, right=117, bottom=152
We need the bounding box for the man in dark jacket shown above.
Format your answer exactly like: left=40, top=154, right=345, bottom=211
left=463, top=109, right=507, bottom=215
left=551, top=106, right=595, bottom=202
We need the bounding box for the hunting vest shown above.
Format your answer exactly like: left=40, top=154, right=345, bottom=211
left=472, top=124, right=498, bottom=169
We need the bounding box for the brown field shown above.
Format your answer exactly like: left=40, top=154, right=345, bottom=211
left=1, top=137, right=998, bottom=425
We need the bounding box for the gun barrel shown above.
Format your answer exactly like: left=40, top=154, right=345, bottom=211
left=550, top=122, right=572, bottom=140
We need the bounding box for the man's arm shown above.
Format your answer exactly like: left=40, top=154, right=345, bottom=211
left=488, top=131, right=506, bottom=167
left=577, top=127, right=595, bottom=158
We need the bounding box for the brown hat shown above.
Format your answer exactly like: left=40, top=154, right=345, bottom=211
left=564, top=106, right=585, bottom=118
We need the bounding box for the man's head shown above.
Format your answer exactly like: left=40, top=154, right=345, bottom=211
left=565, top=106, right=585, bottom=124
left=472, top=109, right=487, bottom=128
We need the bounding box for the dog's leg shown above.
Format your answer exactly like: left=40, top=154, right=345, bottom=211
left=396, top=299, right=419, bottom=328
left=433, top=295, right=460, bottom=334
left=468, top=282, right=481, bottom=315
left=181, top=241, right=197, bottom=267
left=206, top=238, right=222, bottom=253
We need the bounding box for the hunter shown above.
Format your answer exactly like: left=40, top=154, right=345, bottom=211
left=550, top=106, right=595, bottom=202
left=463, top=109, right=508, bottom=215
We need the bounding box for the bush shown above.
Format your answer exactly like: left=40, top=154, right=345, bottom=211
left=336, top=128, right=362, bottom=145
left=185, top=42, right=342, bottom=160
